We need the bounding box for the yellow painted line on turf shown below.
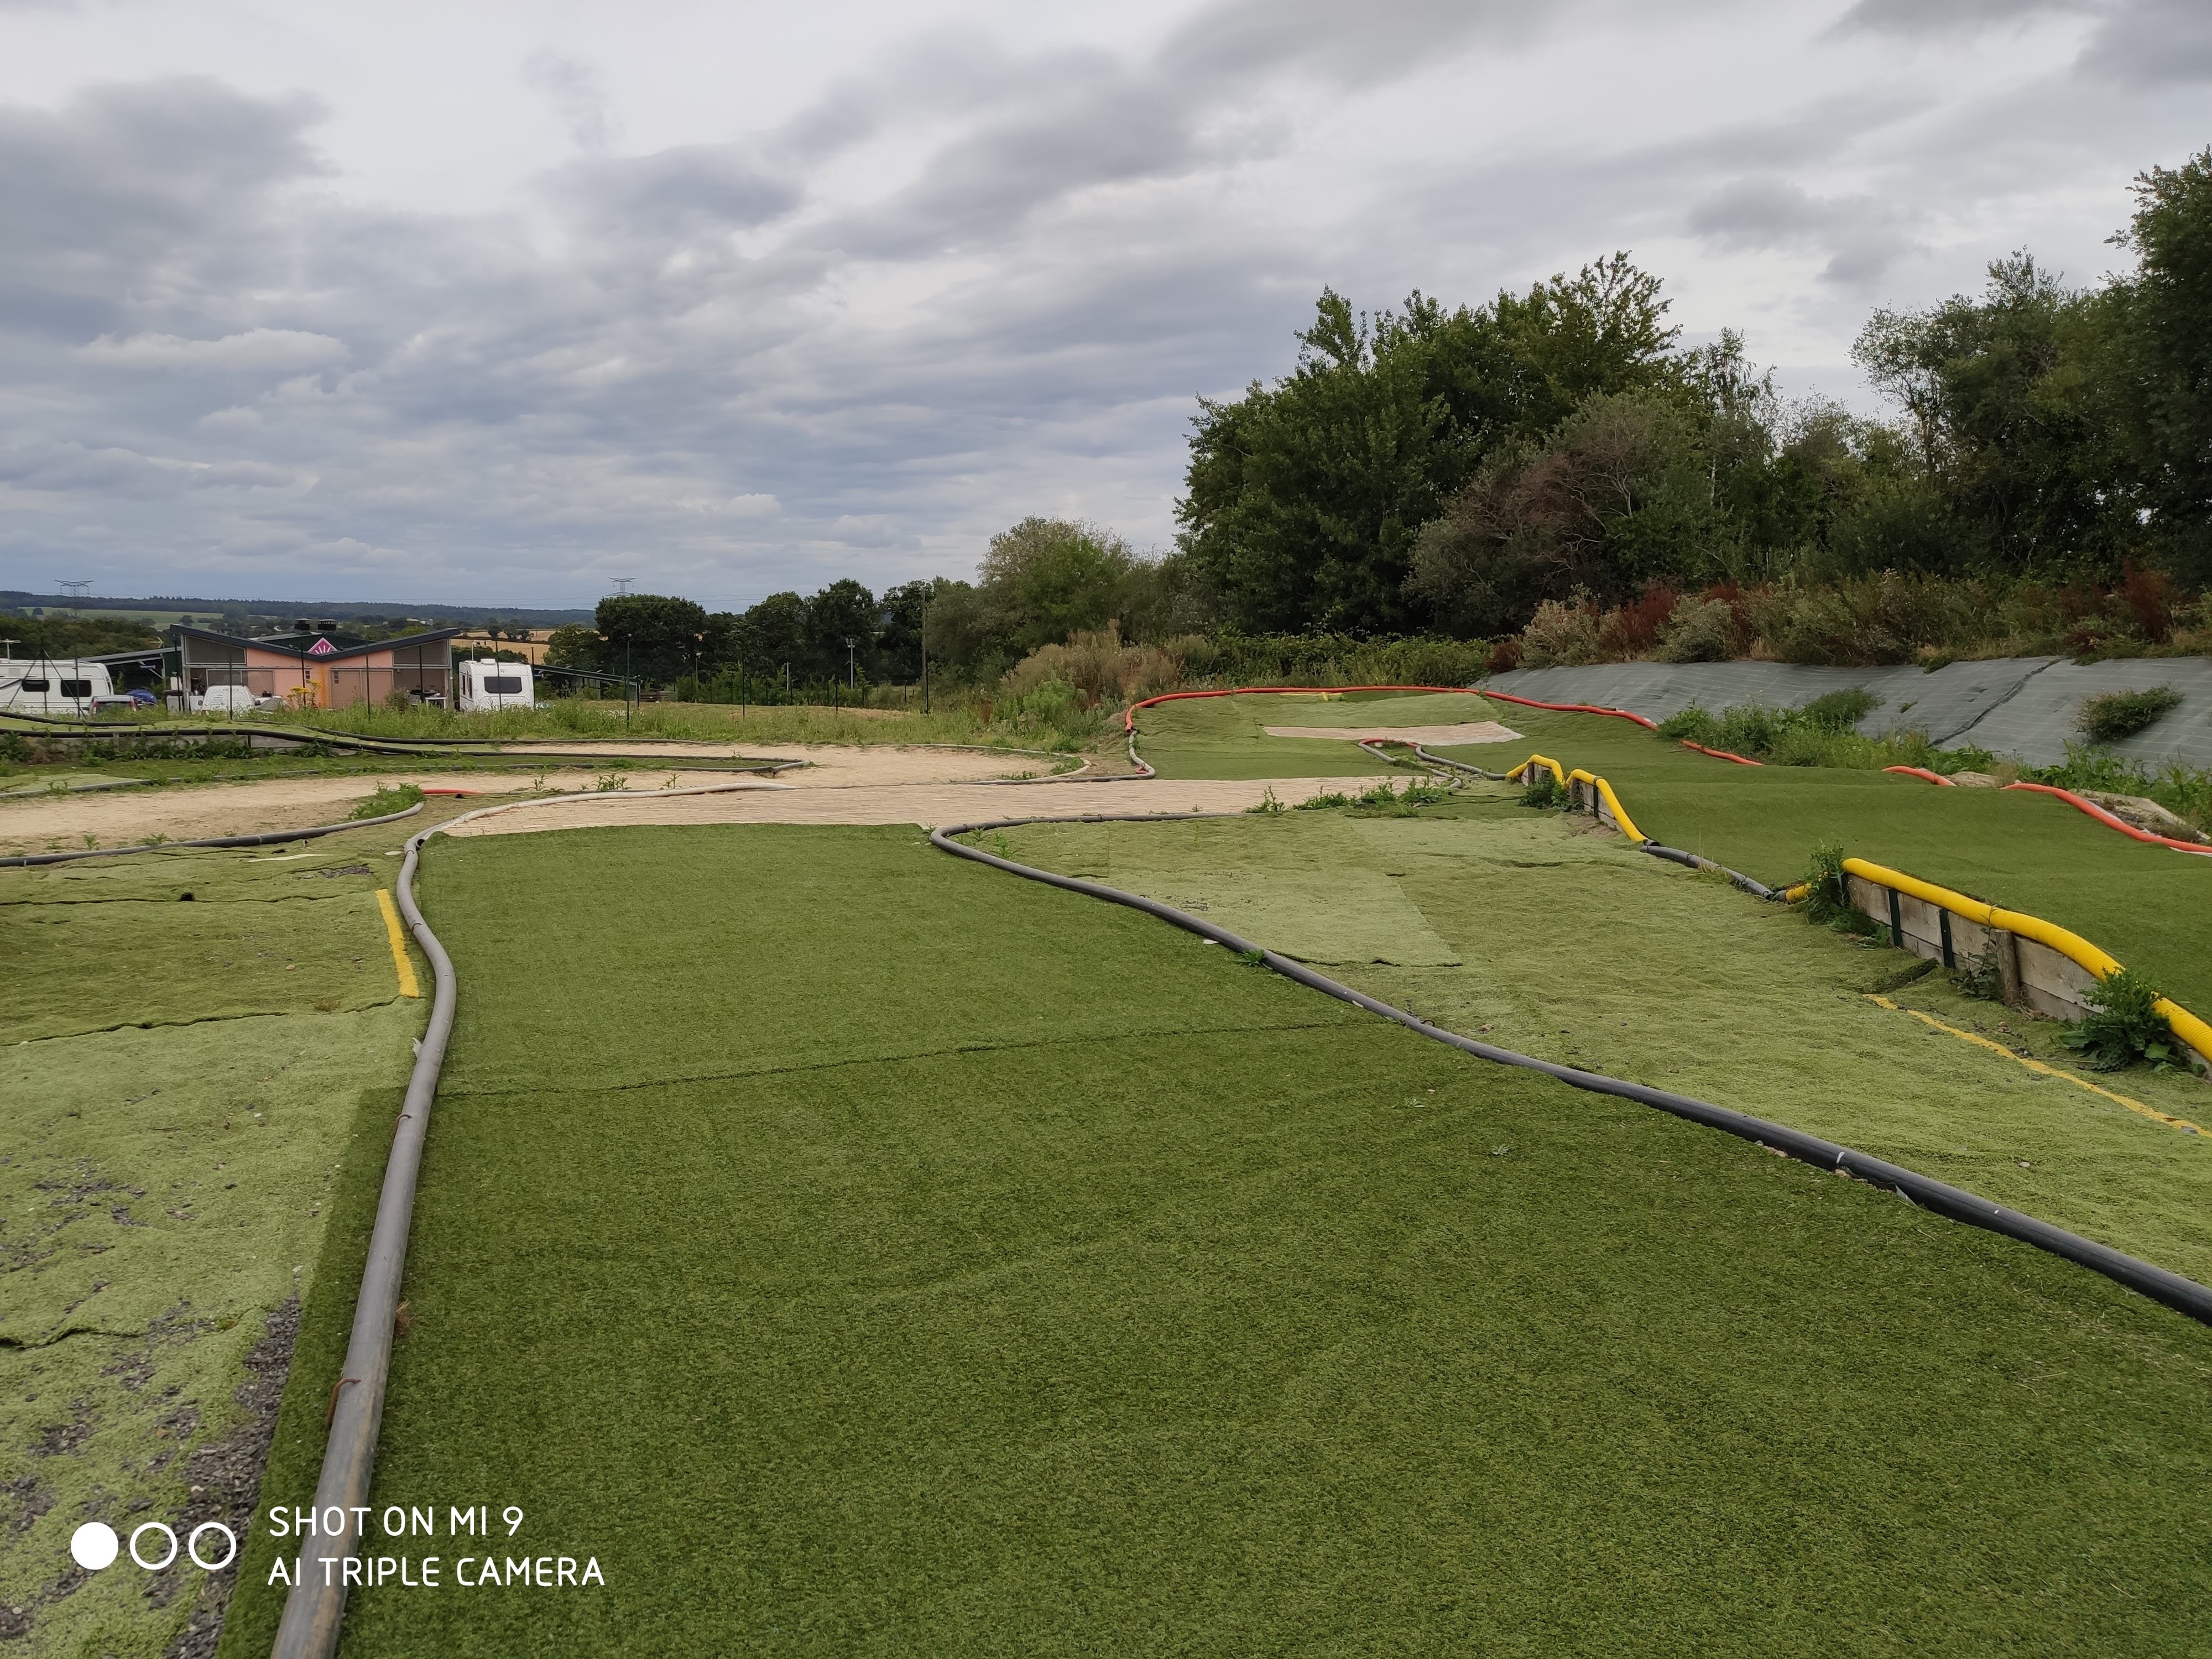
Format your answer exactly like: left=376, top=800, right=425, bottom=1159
left=1864, top=993, right=2203, bottom=1137
left=377, top=888, right=421, bottom=999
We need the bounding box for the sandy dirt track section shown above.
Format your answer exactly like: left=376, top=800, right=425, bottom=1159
left=0, top=747, right=1044, bottom=852
left=442, top=774, right=1398, bottom=835
left=496, top=743, right=1061, bottom=784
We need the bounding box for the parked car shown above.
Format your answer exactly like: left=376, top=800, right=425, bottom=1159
left=191, top=684, right=272, bottom=714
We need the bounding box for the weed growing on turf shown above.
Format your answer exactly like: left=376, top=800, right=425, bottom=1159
left=2063, top=968, right=2182, bottom=1072
left=2079, top=686, right=2182, bottom=743
left=1237, top=948, right=1267, bottom=966
left=351, top=781, right=425, bottom=820
left=1297, top=790, right=1353, bottom=810
left=1520, top=771, right=1565, bottom=809
left=1801, top=843, right=1876, bottom=935
left=1351, top=779, right=1455, bottom=816
left=1954, top=941, right=2006, bottom=1001
left=1246, top=786, right=1284, bottom=816
left=592, top=770, right=631, bottom=792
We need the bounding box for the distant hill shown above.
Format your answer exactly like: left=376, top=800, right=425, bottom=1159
left=0, top=591, right=596, bottom=629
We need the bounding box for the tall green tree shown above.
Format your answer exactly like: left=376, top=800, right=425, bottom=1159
left=2110, top=147, right=2212, bottom=585
left=979, top=518, right=1137, bottom=650
left=1177, top=255, right=1682, bottom=633
left=1850, top=253, right=2129, bottom=576
left=593, top=593, right=709, bottom=682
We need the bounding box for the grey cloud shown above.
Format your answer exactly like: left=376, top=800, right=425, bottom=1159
left=553, top=145, right=799, bottom=239
left=0, top=7, right=2199, bottom=608
left=1831, top=0, right=2103, bottom=37
left=2078, top=0, right=2212, bottom=84
left=76, top=328, right=347, bottom=371
left=1688, top=176, right=1921, bottom=285
left=523, top=52, right=615, bottom=154
left=1164, top=0, right=1550, bottom=87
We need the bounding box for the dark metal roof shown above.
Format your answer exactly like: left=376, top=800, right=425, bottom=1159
left=171, top=623, right=463, bottom=660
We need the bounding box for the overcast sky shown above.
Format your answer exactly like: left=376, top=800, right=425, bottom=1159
left=0, top=0, right=2205, bottom=611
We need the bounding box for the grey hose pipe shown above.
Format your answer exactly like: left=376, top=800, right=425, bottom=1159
left=1636, top=841, right=1780, bottom=900
left=931, top=812, right=2212, bottom=1328
left=1411, top=743, right=1508, bottom=780
left=270, top=781, right=770, bottom=1658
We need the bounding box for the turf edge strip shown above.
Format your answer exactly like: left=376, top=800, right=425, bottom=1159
left=267, top=782, right=765, bottom=1659
left=930, top=811, right=2212, bottom=1330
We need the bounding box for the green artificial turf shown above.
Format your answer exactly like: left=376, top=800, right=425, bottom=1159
left=1130, top=689, right=2212, bottom=1019
left=1129, top=691, right=1491, bottom=779
left=0, top=831, right=425, bottom=1659
left=999, top=810, right=2212, bottom=1286
left=1426, top=697, right=2212, bottom=1020
left=226, top=822, right=2212, bottom=1657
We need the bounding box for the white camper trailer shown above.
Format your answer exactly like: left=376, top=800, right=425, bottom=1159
left=0, top=655, right=114, bottom=717
left=455, top=659, right=535, bottom=712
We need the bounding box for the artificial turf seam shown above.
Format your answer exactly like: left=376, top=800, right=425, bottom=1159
left=3, top=995, right=411, bottom=1046
left=434, top=1016, right=1361, bottom=1100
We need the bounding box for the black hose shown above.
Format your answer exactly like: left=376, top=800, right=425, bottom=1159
left=930, top=812, right=2212, bottom=1328
left=0, top=800, right=427, bottom=867
left=1637, top=842, right=1779, bottom=900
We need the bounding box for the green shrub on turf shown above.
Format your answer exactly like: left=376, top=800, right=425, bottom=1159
left=1800, top=842, right=1876, bottom=935
left=2063, top=967, right=2182, bottom=1072
left=1801, top=688, right=1878, bottom=730
left=2079, top=686, right=2182, bottom=743
left=1520, top=771, right=1564, bottom=809
left=351, top=780, right=425, bottom=819
left=1656, top=706, right=1718, bottom=745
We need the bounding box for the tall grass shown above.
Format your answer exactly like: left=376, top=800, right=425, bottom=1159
left=262, top=697, right=1094, bottom=753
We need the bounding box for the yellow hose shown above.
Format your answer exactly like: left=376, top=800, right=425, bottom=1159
left=1568, top=769, right=1648, bottom=843
left=1842, top=856, right=2212, bottom=1068
left=1511, top=753, right=1568, bottom=785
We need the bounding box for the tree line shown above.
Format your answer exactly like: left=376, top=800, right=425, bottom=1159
left=547, top=146, right=2209, bottom=689
left=1181, top=148, right=2212, bottom=638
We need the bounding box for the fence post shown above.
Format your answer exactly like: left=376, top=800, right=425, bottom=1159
left=1996, top=930, right=2024, bottom=1008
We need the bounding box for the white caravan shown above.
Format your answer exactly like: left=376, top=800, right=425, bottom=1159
left=455, top=659, right=535, bottom=711
left=0, top=655, right=114, bottom=716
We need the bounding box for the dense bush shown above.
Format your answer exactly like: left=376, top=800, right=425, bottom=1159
left=2079, top=686, right=2183, bottom=742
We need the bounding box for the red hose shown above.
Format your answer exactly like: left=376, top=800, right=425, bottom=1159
left=1681, top=740, right=1761, bottom=766
left=1478, top=688, right=1660, bottom=729
left=1882, top=766, right=1954, bottom=786
left=2004, top=780, right=2212, bottom=855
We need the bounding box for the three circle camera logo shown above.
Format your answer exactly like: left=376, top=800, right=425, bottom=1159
left=69, top=1517, right=237, bottom=1575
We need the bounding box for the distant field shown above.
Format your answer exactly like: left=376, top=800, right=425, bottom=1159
left=219, top=822, right=2212, bottom=1656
